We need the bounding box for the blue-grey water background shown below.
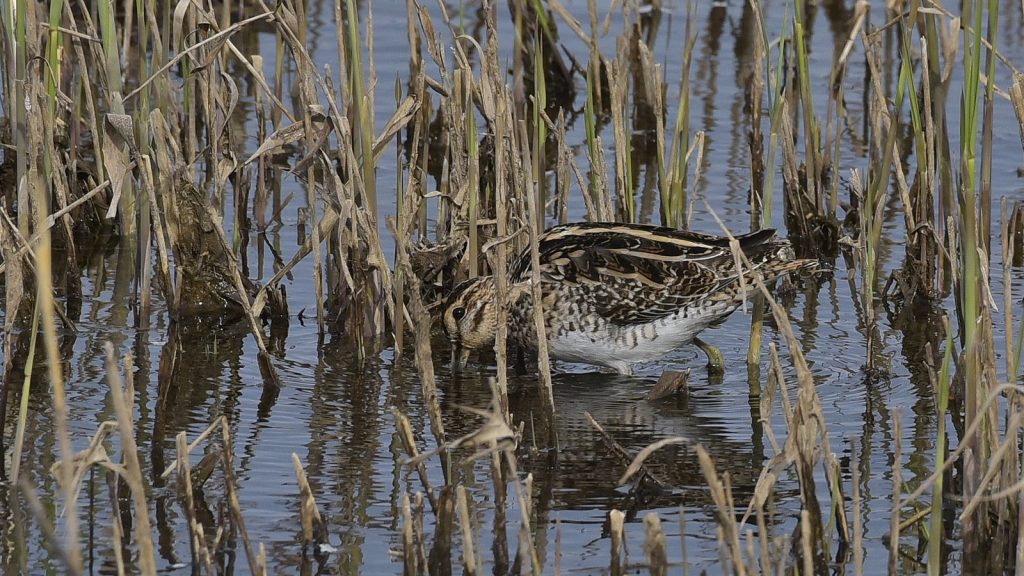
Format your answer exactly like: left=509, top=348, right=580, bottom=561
left=5, top=0, right=1024, bottom=573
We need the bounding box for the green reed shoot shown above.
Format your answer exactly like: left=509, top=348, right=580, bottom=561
left=860, top=30, right=912, bottom=325
left=45, top=0, right=61, bottom=121
left=928, top=320, right=953, bottom=576
left=662, top=7, right=694, bottom=230
left=98, top=1, right=123, bottom=113
left=959, top=0, right=985, bottom=471
left=762, top=40, right=787, bottom=230
left=898, top=14, right=925, bottom=195
left=792, top=0, right=819, bottom=211
left=533, top=24, right=547, bottom=231
left=346, top=0, right=376, bottom=217
left=980, top=0, right=998, bottom=256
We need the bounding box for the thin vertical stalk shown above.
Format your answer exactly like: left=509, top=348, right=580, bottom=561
left=532, top=24, right=546, bottom=231
left=28, top=71, right=83, bottom=576
left=928, top=320, right=953, bottom=576
left=959, top=0, right=985, bottom=532
left=45, top=0, right=62, bottom=121
left=466, top=112, right=479, bottom=273
left=346, top=0, right=376, bottom=217
left=792, top=0, right=818, bottom=210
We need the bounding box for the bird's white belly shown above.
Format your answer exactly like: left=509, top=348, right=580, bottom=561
left=547, top=313, right=717, bottom=371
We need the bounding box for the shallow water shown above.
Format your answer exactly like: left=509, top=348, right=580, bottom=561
left=4, top=0, right=1024, bottom=574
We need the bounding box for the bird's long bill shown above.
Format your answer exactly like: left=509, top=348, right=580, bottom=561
left=450, top=344, right=471, bottom=370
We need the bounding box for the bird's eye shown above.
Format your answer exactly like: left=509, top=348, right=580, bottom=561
left=452, top=307, right=466, bottom=321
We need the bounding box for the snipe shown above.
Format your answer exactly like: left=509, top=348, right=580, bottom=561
left=443, top=223, right=814, bottom=375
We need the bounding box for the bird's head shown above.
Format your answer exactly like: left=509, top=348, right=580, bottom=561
left=442, top=277, right=500, bottom=369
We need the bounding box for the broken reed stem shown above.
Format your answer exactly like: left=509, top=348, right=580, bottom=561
left=609, top=509, right=624, bottom=576
left=400, top=492, right=416, bottom=575
left=292, top=453, right=327, bottom=548
left=644, top=513, right=668, bottom=576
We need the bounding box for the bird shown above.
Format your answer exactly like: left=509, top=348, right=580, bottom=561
left=442, top=222, right=814, bottom=375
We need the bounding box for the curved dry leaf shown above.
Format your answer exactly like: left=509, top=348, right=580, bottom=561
left=172, top=0, right=191, bottom=52
left=102, top=114, right=136, bottom=219
left=218, top=70, right=240, bottom=143
left=243, top=115, right=324, bottom=167
left=617, top=437, right=688, bottom=486
left=372, top=96, right=419, bottom=163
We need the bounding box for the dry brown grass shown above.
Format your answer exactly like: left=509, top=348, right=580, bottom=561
left=1, top=0, right=1023, bottom=573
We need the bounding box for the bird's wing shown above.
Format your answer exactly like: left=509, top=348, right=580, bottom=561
left=512, top=223, right=779, bottom=325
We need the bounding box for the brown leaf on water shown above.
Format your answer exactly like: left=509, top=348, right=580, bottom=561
left=645, top=370, right=690, bottom=401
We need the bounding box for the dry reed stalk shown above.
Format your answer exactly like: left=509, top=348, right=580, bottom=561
left=491, top=447, right=510, bottom=573
left=283, top=1, right=326, bottom=335
left=695, top=445, right=747, bottom=576
left=755, top=505, right=769, bottom=576
left=609, top=509, right=625, bottom=576
left=176, top=432, right=213, bottom=573
left=618, top=436, right=687, bottom=486
left=643, top=513, right=668, bottom=576
left=607, top=36, right=631, bottom=220
left=800, top=509, right=813, bottom=576
left=492, top=74, right=512, bottom=414
left=108, top=465, right=127, bottom=576
left=1002, top=198, right=1016, bottom=377
left=220, top=419, right=263, bottom=575
left=205, top=205, right=280, bottom=387
left=291, top=454, right=327, bottom=548
left=414, top=492, right=430, bottom=569
left=500, top=450, right=541, bottom=574
left=389, top=214, right=449, bottom=471
left=586, top=412, right=670, bottom=489
left=517, top=119, right=555, bottom=411
left=21, top=64, right=83, bottom=573
left=103, top=347, right=156, bottom=575
left=17, top=476, right=78, bottom=572
left=456, top=486, right=478, bottom=576
left=1, top=223, right=29, bottom=482
left=428, top=487, right=455, bottom=575
left=960, top=411, right=1024, bottom=519
left=392, top=408, right=439, bottom=511
left=401, top=493, right=417, bottom=576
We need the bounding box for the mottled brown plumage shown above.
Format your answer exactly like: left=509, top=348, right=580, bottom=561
left=443, top=223, right=814, bottom=375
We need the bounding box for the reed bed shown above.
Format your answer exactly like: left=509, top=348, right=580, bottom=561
left=1, top=0, right=1024, bottom=573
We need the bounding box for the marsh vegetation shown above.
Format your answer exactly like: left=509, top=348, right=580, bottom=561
left=2, top=0, right=1024, bottom=574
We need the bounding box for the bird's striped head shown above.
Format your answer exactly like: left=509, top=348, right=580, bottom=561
left=442, top=277, right=499, bottom=369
